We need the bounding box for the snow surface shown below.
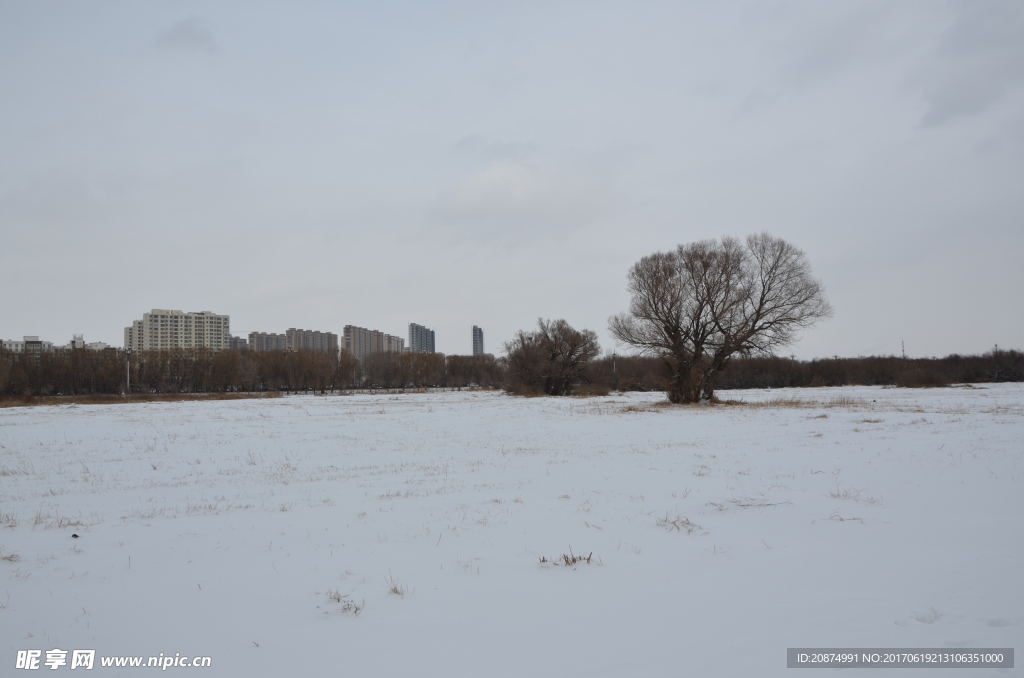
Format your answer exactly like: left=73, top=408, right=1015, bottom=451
left=1, top=386, right=1022, bottom=676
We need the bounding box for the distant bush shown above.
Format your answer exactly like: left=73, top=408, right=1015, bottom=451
left=504, top=319, right=600, bottom=396
left=573, top=383, right=612, bottom=397
left=895, top=369, right=949, bottom=388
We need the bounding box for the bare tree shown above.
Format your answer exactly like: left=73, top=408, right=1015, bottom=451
left=504, top=318, right=600, bottom=395
left=610, top=233, right=832, bottom=403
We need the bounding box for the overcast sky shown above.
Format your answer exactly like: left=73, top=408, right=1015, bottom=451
left=2, top=1, right=1021, bottom=358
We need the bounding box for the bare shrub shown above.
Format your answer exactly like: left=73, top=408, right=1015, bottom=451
left=504, top=319, right=601, bottom=396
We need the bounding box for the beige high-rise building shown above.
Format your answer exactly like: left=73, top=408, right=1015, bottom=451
left=286, top=328, right=339, bottom=356
left=343, top=325, right=404, bottom=360
left=124, top=309, right=230, bottom=351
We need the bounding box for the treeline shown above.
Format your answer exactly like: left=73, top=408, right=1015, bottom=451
left=2, top=346, right=1021, bottom=397
left=0, top=348, right=504, bottom=396
left=585, top=349, right=1024, bottom=391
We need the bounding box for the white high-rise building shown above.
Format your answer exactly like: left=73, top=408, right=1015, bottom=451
left=408, top=323, right=435, bottom=354
left=124, top=310, right=230, bottom=351
left=472, top=326, right=484, bottom=356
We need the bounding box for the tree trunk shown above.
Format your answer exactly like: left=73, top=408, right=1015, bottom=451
left=667, top=359, right=707, bottom=403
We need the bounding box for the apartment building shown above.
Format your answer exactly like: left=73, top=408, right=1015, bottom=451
left=381, top=333, right=405, bottom=353
left=408, top=323, right=436, bottom=354
left=248, top=332, right=288, bottom=352
left=342, top=325, right=404, bottom=360
left=287, top=328, right=339, bottom=356
left=124, top=310, right=230, bottom=351
left=3, top=335, right=110, bottom=353
left=1, top=336, right=53, bottom=353
left=472, top=326, right=484, bottom=356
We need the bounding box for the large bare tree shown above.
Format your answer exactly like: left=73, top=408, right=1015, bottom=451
left=610, top=233, right=832, bottom=403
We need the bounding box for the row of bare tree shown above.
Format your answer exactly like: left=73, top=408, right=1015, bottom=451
left=2, top=343, right=1020, bottom=398
left=0, top=348, right=504, bottom=396
left=584, top=350, right=1024, bottom=392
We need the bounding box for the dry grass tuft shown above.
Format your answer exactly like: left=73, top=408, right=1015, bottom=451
left=540, top=548, right=596, bottom=566
left=559, top=549, right=593, bottom=566
left=325, top=589, right=364, bottom=615
left=0, top=547, right=20, bottom=562
left=707, top=497, right=790, bottom=512
left=827, top=511, right=864, bottom=523
left=656, top=514, right=701, bottom=533
left=620, top=404, right=659, bottom=414
left=572, top=384, right=613, bottom=397
left=31, top=507, right=85, bottom=530
left=729, top=497, right=790, bottom=509
left=720, top=395, right=870, bottom=410
left=829, top=484, right=881, bottom=505
left=385, top=571, right=408, bottom=597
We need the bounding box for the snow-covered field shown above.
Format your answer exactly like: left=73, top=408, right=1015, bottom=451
left=1, top=386, right=1021, bottom=676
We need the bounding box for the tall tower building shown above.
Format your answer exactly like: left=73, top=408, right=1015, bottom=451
left=408, top=323, right=436, bottom=354
left=472, top=326, right=484, bottom=356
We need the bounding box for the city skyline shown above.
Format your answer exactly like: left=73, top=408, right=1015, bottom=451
left=5, top=316, right=503, bottom=356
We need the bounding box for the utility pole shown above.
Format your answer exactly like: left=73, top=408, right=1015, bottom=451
left=902, top=341, right=906, bottom=360
left=126, top=354, right=130, bottom=395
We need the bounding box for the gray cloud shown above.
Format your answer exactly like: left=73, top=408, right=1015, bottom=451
left=156, top=17, right=218, bottom=54
left=429, top=161, right=606, bottom=240
left=1, top=2, right=1021, bottom=358
left=918, top=1, right=1024, bottom=127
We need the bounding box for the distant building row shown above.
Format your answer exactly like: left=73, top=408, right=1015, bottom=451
left=247, top=329, right=339, bottom=355
left=8, top=317, right=485, bottom=360
left=11, top=310, right=482, bottom=359
left=2, top=335, right=111, bottom=354
left=6, top=309, right=485, bottom=358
